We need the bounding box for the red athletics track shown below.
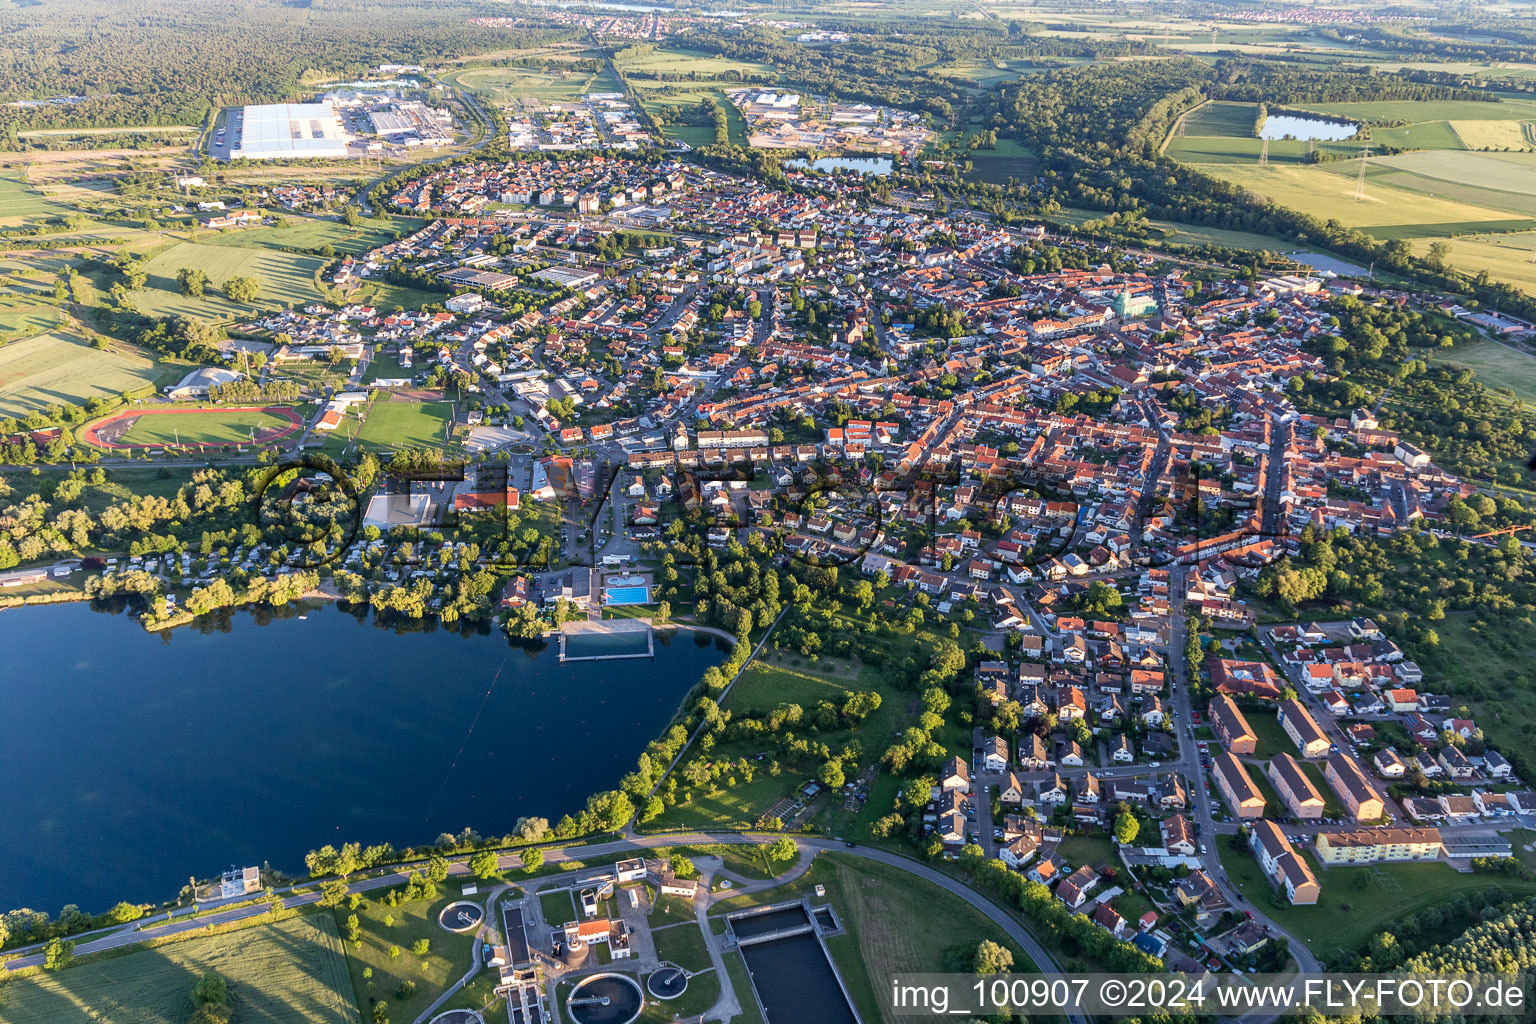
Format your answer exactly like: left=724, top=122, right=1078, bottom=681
left=80, top=405, right=304, bottom=450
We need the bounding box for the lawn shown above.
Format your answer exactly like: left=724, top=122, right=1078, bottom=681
left=135, top=240, right=330, bottom=321
left=1215, top=838, right=1536, bottom=960
left=352, top=397, right=459, bottom=451
left=115, top=407, right=301, bottom=447
left=0, top=330, right=164, bottom=418
left=1244, top=710, right=1293, bottom=759
left=0, top=912, right=357, bottom=1024
left=540, top=888, right=575, bottom=926
left=335, top=889, right=482, bottom=1024
left=618, top=47, right=773, bottom=78
left=1058, top=833, right=1118, bottom=870
left=712, top=853, right=1036, bottom=1023
left=650, top=920, right=712, bottom=971
left=722, top=950, right=765, bottom=1024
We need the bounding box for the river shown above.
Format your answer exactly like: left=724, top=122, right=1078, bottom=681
left=0, top=601, right=726, bottom=914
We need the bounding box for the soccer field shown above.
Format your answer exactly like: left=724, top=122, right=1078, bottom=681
left=135, top=240, right=330, bottom=321
left=353, top=397, right=458, bottom=450
left=0, top=913, right=358, bottom=1024
left=0, top=331, right=163, bottom=418
left=104, top=406, right=303, bottom=448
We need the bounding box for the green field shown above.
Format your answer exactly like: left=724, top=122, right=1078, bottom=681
left=0, top=912, right=357, bottom=1024
left=618, top=46, right=773, bottom=78
left=0, top=331, right=164, bottom=418
left=0, top=170, right=73, bottom=229
left=353, top=397, right=457, bottom=451
left=445, top=65, right=621, bottom=107
left=1413, top=232, right=1536, bottom=297
left=965, top=139, right=1040, bottom=184
left=201, top=218, right=403, bottom=256
left=1433, top=332, right=1536, bottom=406
left=1196, top=163, right=1533, bottom=240
left=337, top=891, right=482, bottom=1024
left=135, top=240, right=330, bottom=321
left=116, top=407, right=299, bottom=447
left=0, top=307, right=64, bottom=343
left=1300, top=97, right=1536, bottom=124
left=1216, top=838, right=1536, bottom=957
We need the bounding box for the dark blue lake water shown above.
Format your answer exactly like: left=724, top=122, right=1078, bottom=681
left=0, top=601, right=725, bottom=914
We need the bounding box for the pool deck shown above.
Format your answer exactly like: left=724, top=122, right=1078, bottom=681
left=557, top=618, right=655, bottom=663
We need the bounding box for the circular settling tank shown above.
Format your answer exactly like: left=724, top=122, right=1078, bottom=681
left=567, top=972, right=645, bottom=1024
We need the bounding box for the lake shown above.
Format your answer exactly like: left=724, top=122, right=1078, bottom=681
left=1259, top=113, right=1358, bottom=142
left=0, top=601, right=726, bottom=914
left=786, top=156, right=895, bottom=176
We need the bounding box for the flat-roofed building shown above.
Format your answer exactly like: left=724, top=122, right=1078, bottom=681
left=1249, top=820, right=1319, bottom=905
left=1208, top=693, right=1256, bottom=755
left=1267, top=753, right=1326, bottom=819
left=1324, top=751, right=1384, bottom=822
left=231, top=102, right=355, bottom=160
left=1211, top=751, right=1265, bottom=819
left=1278, top=697, right=1330, bottom=757
left=1315, top=828, right=1442, bottom=865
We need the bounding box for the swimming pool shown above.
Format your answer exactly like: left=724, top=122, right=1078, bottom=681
left=606, top=585, right=650, bottom=605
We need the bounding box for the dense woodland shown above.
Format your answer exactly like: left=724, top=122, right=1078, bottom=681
left=0, top=0, right=574, bottom=132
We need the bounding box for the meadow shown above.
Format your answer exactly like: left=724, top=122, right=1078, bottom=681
left=0, top=913, right=358, bottom=1024
left=0, top=331, right=164, bottom=417
left=0, top=306, right=64, bottom=343
left=135, top=240, right=330, bottom=321
left=617, top=46, right=773, bottom=79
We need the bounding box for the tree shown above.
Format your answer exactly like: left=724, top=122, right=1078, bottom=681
left=469, top=850, right=500, bottom=880
left=42, top=937, right=74, bottom=971
left=670, top=855, right=698, bottom=880
left=224, top=275, right=260, bottom=304
left=974, top=939, right=1014, bottom=975
left=411, top=938, right=430, bottom=957
left=766, top=836, right=796, bottom=865
left=177, top=266, right=208, bottom=297
left=318, top=879, right=350, bottom=907
left=521, top=846, right=545, bottom=873
left=1114, top=810, right=1140, bottom=846
left=192, top=973, right=229, bottom=1007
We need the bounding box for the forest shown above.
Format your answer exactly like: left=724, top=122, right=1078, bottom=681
left=0, top=0, right=575, bottom=132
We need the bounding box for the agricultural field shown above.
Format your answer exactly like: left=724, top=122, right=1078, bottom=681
left=634, top=84, right=750, bottom=147
left=963, top=139, right=1040, bottom=184
left=134, top=240, right=330, bottom=321
left=352, top=396, right=458, bottom=451
left=1411, top=232, right=1536, bottom=299
left=0, top=912, right=358, bottom=1024
left=1197, top=163, right=1532, bottom=239
left=1300, top=96, right=1536, bottom=124
left=0, top=330, right=165, bottom=418
left=0, top=168, right=74, bottom=229
left=1448, top=119, right=1536, bottom=150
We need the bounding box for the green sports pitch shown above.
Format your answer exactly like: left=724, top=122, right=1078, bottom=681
left=84, top=406, right=304, bottom=449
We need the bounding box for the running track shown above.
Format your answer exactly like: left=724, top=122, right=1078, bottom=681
left=81, top=405, right=304, bottom=449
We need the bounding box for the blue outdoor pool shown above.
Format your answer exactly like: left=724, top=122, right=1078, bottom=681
left=606, top=585, right=650, bottom=605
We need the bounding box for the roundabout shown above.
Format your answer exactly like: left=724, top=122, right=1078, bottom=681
left=437, top=901, right=484, bottom=933
left=567, top=972, right=645, bottom=1024
left=646, top=965, right=688, bottom=1000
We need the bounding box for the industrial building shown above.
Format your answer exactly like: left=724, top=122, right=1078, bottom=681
left=230, top=102, right=355, bottom=160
